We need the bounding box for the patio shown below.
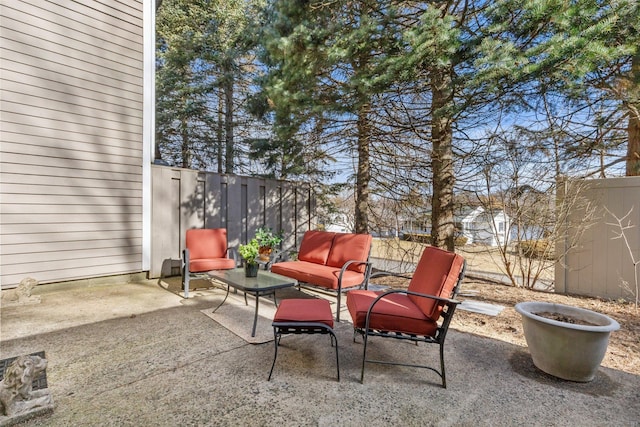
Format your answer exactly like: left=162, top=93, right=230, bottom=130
left=1, top=278, right=639, bottom=426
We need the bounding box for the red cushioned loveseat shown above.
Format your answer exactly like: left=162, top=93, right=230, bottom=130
left=271, top=230, right=373, bottom=321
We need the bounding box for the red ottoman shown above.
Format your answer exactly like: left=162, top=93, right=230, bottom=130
left=268, top=299, right=339, bottom=381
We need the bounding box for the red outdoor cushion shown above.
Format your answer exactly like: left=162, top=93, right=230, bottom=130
left=271, top=261, right=365, bottom=290
left=273, top=299, right=334, bottom=328
left=326, top=233, right=372, bottom=273
left=297, top=230, right=335, bottom=265
left=407, top=247, right=465, bottom=320
left=190, top=258, right=236, bottom=272
left=346, top=289, right=438, bottom=336
left=186, top=228, right=235, bottom=272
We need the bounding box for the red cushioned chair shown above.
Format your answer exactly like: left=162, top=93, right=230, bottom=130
left=182, top=228, right=237, bottom=298
left=346, top=246, right=465, bottom=388
left=271, top=230, right=373, bottom=322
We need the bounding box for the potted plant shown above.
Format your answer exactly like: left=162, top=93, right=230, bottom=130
left=515, top=301, right=620, bottom=382
left=238, top=238, right=260, bottom=277
left=254, top=227, right=282, bottom=261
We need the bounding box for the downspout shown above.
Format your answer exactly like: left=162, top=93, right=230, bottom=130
left=142, top=0, right=156, bottom=272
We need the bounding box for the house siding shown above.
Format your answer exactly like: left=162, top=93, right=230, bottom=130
left=0, top=0, right=145, bottom=287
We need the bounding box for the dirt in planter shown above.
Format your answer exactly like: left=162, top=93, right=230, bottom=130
left=534, top=311, right=599, bottom=326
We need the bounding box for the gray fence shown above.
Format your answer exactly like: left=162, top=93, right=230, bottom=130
left=150, top=165, right=315, bottom=278
left=556, top=176, right=640, bottom=301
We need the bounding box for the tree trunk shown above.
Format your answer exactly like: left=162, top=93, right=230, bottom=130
left=626, top=53, right=640, bottom=176
left=355, top=103, right=371, bottom=234
left=224, top=64, right=234, bottom=174
left=217, top=90, right=224, bottom=174
left=430, top=68, right=455, bottom=251
left=180, top=115, right=191, bottom=168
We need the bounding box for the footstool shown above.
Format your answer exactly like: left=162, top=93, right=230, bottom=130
left=267, top=298, right=340, bottom=381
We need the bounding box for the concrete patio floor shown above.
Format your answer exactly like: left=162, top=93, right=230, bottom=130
left=1, top=278, right=639, bottom=426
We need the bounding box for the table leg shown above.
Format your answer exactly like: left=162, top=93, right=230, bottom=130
left=251, top=292, right=260, bottom=337
left=212, top=283, right=231, bottom=314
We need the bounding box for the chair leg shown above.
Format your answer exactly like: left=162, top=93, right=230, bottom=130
left=439, top=342, right=447, bottom=389
left=182, top=249, right=190, bottom=299
left=332, top=330, right=340, bottom=381
left=268, top=324, right=339, bottom=382
left=268, top=328, right=280, bottom=381
left=360, top=333, right=369, bottom=384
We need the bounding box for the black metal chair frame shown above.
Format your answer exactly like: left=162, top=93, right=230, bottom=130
left=268, top=321, right=340, bottom=382
left=181, top=247, right=238, bottom=299
left=353, top=262, right=465, bottom=388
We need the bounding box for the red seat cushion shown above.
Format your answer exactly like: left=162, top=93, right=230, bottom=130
left=271, top=261, right=365, bottom=290
left=273, top=299, right=334, bottom=328
left=407, top=247, right=465, bottom=320
left=190, top=258, right=236, bottom=272
left=346, top=289, right=438, bottom=336
left=326, top=233, right=372, bottom=273
left=297, top=230, right=335, bottom=265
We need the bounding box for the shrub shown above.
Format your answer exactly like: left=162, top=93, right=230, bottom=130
left=402, top=232, right=431, bottom=244
left=454, top=235, right=468, bottom=246
left=517, top=239, right=554, bottom=259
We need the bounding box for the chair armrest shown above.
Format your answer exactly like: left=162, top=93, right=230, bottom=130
left=338, top=259, right=373, bottom=289
left=182, top=248, right=190, bottom=271
left=366, top=289, right=461, bottom=318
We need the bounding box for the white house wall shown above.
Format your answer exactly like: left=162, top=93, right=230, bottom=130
left=0, top=0, right=145, bottom=287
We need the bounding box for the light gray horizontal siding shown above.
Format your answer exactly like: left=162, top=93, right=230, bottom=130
left=0, top=0, right=144, bottom=288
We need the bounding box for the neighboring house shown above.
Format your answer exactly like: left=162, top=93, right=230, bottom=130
left=460, top=207, right=510, bottom=247
left=323, top=212, right=352, bottom=234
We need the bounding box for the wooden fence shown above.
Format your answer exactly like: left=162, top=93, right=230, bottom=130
left=150, top=165, right=315, bottom=278
left=556, top=176, right=640, bottom=301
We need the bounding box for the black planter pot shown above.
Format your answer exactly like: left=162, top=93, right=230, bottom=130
left=245, top=263, right=259, bottom=277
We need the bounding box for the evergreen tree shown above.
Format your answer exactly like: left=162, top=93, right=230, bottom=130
left=476, top=0, right=640, bottom=175
left=257, top=0, right=402, bottom=233
left=156, top=0, right=264, bottom=172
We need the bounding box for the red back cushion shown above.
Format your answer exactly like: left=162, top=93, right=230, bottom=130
left=297, top=230, right=335, bottom=265
left=186, top=228, right=228, bottom=260
left=407, top=246, right=464, bottom=320
left=326, top=233, right=372, bottom=273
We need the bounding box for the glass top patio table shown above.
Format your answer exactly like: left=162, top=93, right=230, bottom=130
left=208, top=268, right=297, bottom=337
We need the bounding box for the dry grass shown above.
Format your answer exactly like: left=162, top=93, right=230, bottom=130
left=454, top=277, right=639, bottom=376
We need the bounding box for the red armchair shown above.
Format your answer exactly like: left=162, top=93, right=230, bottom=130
left=346, top=246, right=465, bottom=387
left=182, top=228, right=237, bottom=298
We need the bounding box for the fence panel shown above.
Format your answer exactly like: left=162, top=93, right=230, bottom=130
left=150, top=165, right=315, bottom=278
left=557, top=176, right=640, bottom=301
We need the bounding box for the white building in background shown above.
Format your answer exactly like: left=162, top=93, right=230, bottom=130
left=460, top=207, right=510, bottom=247
left=324, top=212, right=352, bottom=233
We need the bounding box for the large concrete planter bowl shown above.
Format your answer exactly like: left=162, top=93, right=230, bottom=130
left=515, top=301, right=620, bottom=382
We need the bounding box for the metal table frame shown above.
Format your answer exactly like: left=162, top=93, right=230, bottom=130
left=208, top=268, right=297, bottom=337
